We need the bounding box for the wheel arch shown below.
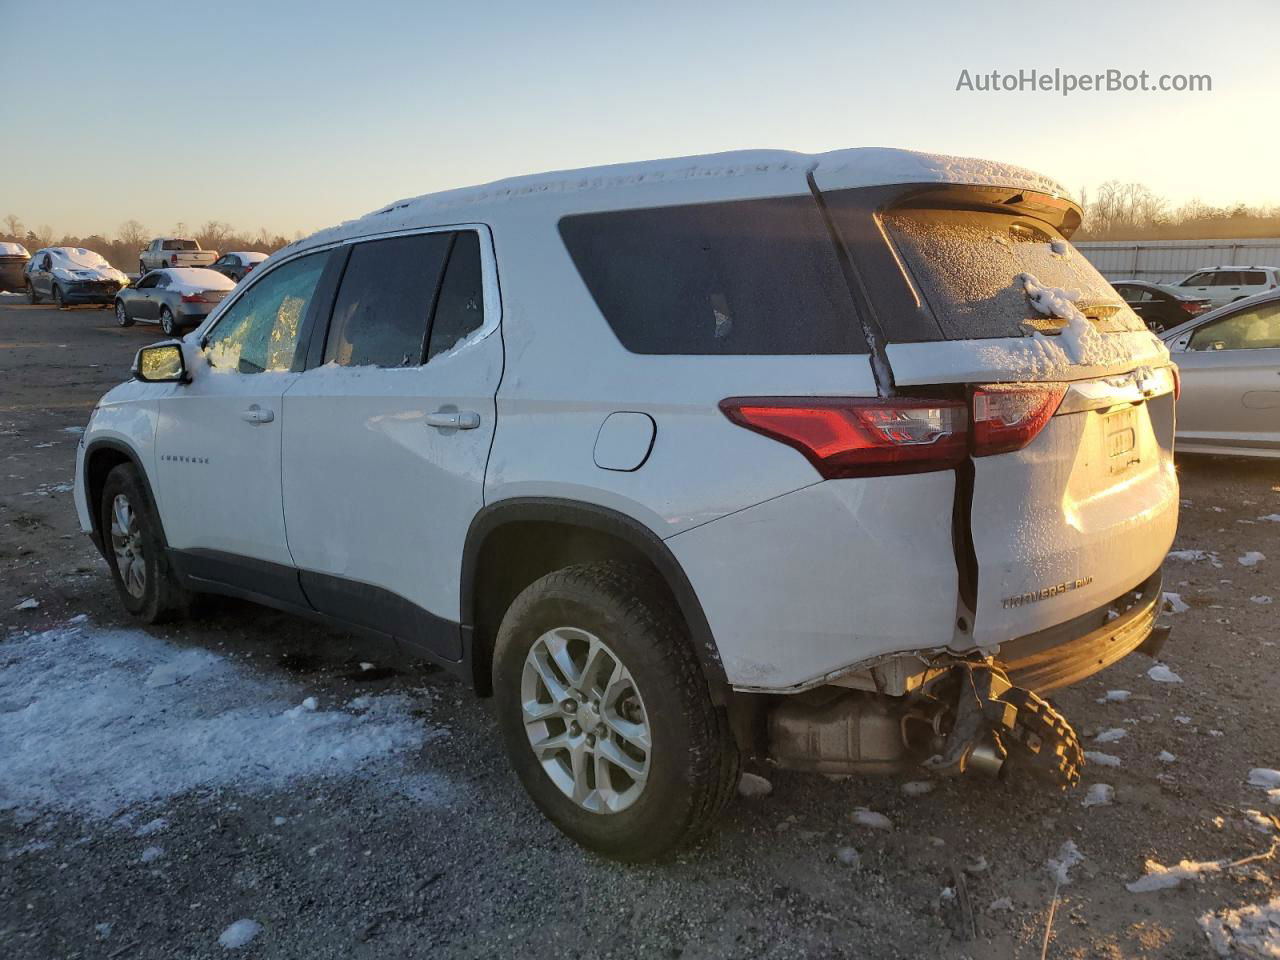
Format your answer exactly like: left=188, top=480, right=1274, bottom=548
left=461, top=497, right=731, bottom=704
left=83, top=439, right=167, bottom=556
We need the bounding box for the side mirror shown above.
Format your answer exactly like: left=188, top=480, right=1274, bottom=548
left=132, top=342, right=189, bottom=383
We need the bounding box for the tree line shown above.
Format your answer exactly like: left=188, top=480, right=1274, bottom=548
left=0, top=215, right=301, bottom=270
left=1076, top=182, right=1280, bottom=241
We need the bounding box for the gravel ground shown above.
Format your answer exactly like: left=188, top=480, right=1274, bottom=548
left=2, top=298, right=1278, bottom=959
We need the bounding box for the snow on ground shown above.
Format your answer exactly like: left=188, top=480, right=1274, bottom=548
left=1238, top=551, right=1266, bottom=567
left=1127, top=857, right=1224, bottom=892
left=1046, top=839, right=1083, bottom=885
left=1200, top=898, right=1280, bottom=958
left=1162, top=593, right=1191, bottom=614
left=218, top=919, right=262, bottom=949
left=0, top=620, right=446, bottom=820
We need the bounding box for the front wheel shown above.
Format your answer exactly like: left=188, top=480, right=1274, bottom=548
left=100, top=463, right=191, bottom=622
left=53, top=285, right=65, bottom=309
left=493, top=561, right=739, bottom=861
left=138, top=260, right=147, bottom=277
left=114, top=300, right=134, bottom=327
left=26, top=282, right=40, bottom=305
left=159, top=307, right=177, bottom=336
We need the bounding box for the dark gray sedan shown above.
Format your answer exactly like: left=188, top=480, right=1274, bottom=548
left=114, top=268, right=235, bottom=336
left=209, top=251, right=268, bottom=282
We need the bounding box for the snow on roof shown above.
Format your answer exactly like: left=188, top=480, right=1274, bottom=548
left=292, top=147, right=1070, bottom=254
left=230, top=251, right=268, bottom=262
left=161, top=267, right=235, bottom=291
left=0, top=242, right=28, bottom=257
left=52, top=247, right=111, bottom=268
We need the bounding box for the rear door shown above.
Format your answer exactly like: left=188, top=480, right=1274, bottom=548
left=815, top=180, right=1178, bottom=647
left=280, top=227, right=502, bottom=660
left=1169, top=297, right=1280, bottom=452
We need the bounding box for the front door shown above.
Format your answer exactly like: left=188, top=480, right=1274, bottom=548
left=281, top=228, right=501, bottom=659
left=153, top=249, right=331, bottom=589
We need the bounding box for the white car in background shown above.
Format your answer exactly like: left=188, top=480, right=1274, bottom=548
left=1161, top=289, right=1280, bottom=458
left=23, top=247, right=129, bottom=307
left=139, top=238, right=218, bottom=274
left=1169, top=265, right=1280, bottom=307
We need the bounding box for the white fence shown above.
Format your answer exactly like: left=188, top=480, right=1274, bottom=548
left=1074, top=238, right=1280, bottom=283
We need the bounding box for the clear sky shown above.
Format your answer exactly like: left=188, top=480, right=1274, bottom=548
left=3, top=0, right=1277, bottom=240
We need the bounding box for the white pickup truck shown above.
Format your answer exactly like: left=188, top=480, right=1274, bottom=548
left=138, top=238, right=218, bottom=274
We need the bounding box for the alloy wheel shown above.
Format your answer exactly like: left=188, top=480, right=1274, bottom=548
left=160, top=309, right=175, bottom=336
left=109, top=494, right=147, bottom=599
left=115, top=302, right=128, bottom=326
left=520, top=627, right=651, bottom=814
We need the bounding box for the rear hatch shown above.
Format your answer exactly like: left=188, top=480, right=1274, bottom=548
left=813, top=178, right=1178, bottom=648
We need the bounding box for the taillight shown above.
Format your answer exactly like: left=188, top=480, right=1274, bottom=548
left=1182, top=300, right=1209, bottom=316
left=971, top=384, right=1066, bottom=457
left=170, top=255, right=178, bottom=266
left=180, top=293, right=208, bottom=304
left=720, top=397, right=968, bottom=478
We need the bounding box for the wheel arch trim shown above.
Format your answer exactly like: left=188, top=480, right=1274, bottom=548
left=83, top=438, right=168, bottom=554
left=461, top=497, right=731, bottom=703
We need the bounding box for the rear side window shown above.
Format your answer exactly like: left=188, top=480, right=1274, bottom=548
left=558, top=196, right=866, bottom=355
left=1241, top=271, right=1266, bottom=285
left=324, top=233, right=452, bottom=367
left=879, top=207, right=1139, bottom=339
left=427, top=232, right=485, bottom=360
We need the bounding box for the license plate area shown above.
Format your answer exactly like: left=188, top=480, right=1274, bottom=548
left=1103, top=406, right=1140, bottom=475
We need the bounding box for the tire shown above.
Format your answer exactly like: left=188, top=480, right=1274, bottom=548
left=26, top=282, right=39, bottom=305
left=138, top=260, right=147, bottom=277
left=53, top=285, right=65, bottom=309
left=160, top=307, right=177, bottom=337
left=114, top=300, right=134, bottom=327
left=100, top=463, right=191, bottom=623
left=493, top=561, right=739, bottom=861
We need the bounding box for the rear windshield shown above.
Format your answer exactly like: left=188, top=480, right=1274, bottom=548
left=162, top=239, right=199, bottom=251
left=882, top=208, right=1139, bottom=339
left=558, top=195, right=866, bottom=355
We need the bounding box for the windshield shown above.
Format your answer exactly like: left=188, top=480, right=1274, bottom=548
left=56, top=249, right=111, bottom=269
left=882, top=207, right=1142, bottom=339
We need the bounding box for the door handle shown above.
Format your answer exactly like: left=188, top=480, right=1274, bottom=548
left=241, top=404, right=274, bottom=424
left=425, top=409, right=480, bottom=430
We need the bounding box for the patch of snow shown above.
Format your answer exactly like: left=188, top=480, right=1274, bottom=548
left=1175, top=715, right=1193, bottom=725
left=1248, top=769, right=1280, bottom=789
left=62, top=425, right=84, bottom=434
left=1148, top=663, right=1184, bottom=683
left=139, top=845, right=163, bottom=863
left=1015, top=272, right=1136, bottom=367
left=0, top=621, right=440, bottom=819
left=1096, top=689, right=1131, bottom=703
left=1083, top=783, right=1115, bottom=807
left=835, top=846, right=861, bottom=868
left=1238, top=551, right=1266, bottom=567
left=1258, top=514, right=1280, bottom=523
left=851, top=807, right=893, bottom=831
left=1084, top=751, right=1122, bottom=767
left=218, top=919, right=262, bottom=949
left=159, top=267, right=235, bottom=294
left=1126, top=857, right=1223, bottom=892
left=134, top=817, right=168, bottom=837
left=989, top=896, right=1014, bottom=912
left=1168, top=548, right=1218, bottom=563
left=359, top=662, right=375, bottom=671
left=272, top=815, right=287, bottom=826
left=737, top=772, right=772, bottom=798
left=1199, top=897, right=1280, bottom=959
left=1046, top=839, right=1083, bottom=885
left=0, top=241, right=29, bottom=256
left=1158, top=751, right=1177, bottom=763
left=1094, top=728, right=1128, bottom=743
left=1250, top=595, right=1273, bottom=605
left=13, top=598, right=39, bottom=611
left=901, top=780, right=935, bottom=797
left=1161, top=593, right=1190, bottom=614
left=1242, top=810, right=1275, bottom=834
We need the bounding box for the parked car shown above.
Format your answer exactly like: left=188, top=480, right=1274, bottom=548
left=139, top=238, right=218, bottom=274
left=1111, top=279, right=1211, bottom=332
left=1169, top=265, right=1280, bottom=308
left=1160, top=289, right=1280, bottom=458
left=24, top=247, right=129, bottom=307
left=209, top=251, right=267, bottom=282
left=114, top=267, right=234, bottom=335
left=75, top=148, right=1178, bottom=860
left=0, top=241, right=30, bottom=292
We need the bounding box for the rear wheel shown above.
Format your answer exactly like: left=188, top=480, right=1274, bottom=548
left=53, top=285, right=65, bottom=309
left=26, top=282, right=39, bottom=305
left=114, top=300, right=134, bottom=327
left=100, top=463, right=191, bottom=622
left=493, top=561, right=739, bottom=861
left=160, top=307, right=177, bottom=336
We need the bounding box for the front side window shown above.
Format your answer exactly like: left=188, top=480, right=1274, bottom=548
left=1189, top=300, right=1280, bottom=351
left=205, top=252, right=326, bottom=373
left=559, top=195, right=864, bottom=355
left=323, top=233, right=452, bottom=368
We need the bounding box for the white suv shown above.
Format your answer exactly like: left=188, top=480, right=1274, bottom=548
left=1171, top=265, right=1280, bottom=307
left=75, top=148, right=1179, bottom=860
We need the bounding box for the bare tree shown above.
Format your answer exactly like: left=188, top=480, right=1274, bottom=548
left=118, top=219, right=148, bottom=251
left=3, top=214, right=23, bottom=239
left=34, top=224, right=55, bottom=247
left=196, top=220, right=233, bottom=253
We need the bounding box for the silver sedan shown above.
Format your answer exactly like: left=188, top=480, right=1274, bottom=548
left=1161, top=289, right=1280, bottom=458
left=114, top=268, right=235, bottom=337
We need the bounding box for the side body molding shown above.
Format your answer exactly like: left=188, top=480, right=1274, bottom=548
left=461, top=497, right=731, bottom=704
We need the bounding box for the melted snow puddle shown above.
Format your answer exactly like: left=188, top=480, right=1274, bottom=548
left=0, top=620, right=449, bottom=821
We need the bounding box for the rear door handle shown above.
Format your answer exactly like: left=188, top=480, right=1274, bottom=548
left=425, top=409, right=480, bottom=430
left=241, top=404, right=274, bottom=424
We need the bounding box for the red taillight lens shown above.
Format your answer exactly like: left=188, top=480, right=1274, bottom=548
left=1182, top=300, right=1209, bottom=315
left=971, top=384, right=1066, bottom=457
left=720, top=397, right=968, bottom=478
left=180, top=293, right=208, bottom=304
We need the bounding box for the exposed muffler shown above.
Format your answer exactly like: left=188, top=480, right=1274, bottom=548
left=766, top=662, right=1083, bottom=787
